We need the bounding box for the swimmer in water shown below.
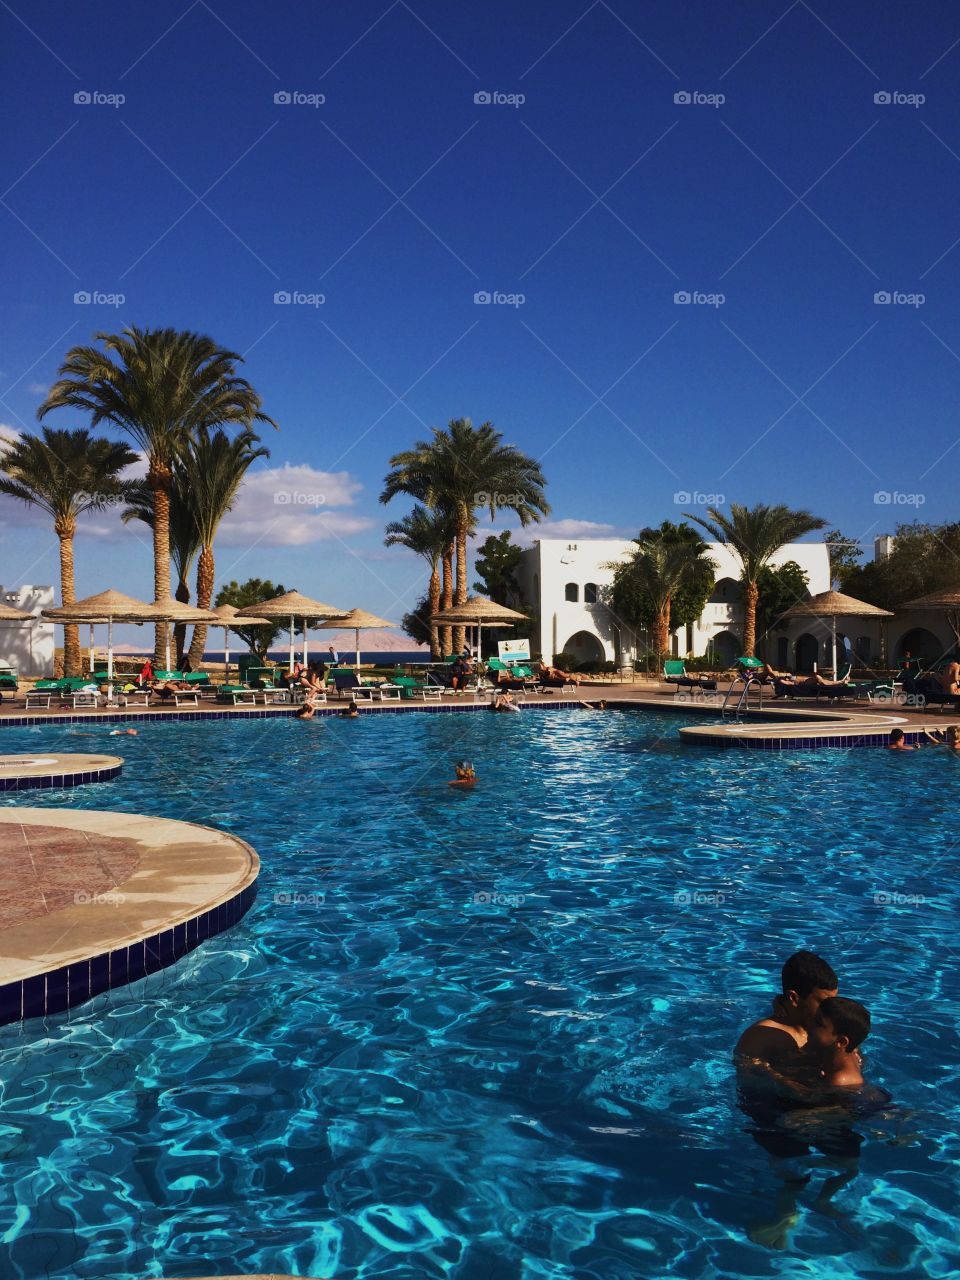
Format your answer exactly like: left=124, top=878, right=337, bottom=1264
left=806, top=996, right=870, bottom=1088
left=491, top=690, right=518, bottom=712
left=109, top=728, right=138, bottom=736
left=296, top=704, right=316, bottom=720
left=923, top=725, right=960, bottom=750
left=455, top=760, right=475, bottom=780
left=339, top=699, right=360, bottom=719
left=887, top=728, right=916, bottom=750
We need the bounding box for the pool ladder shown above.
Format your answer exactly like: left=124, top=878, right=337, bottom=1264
left=721, top=673, right=764, bottom=721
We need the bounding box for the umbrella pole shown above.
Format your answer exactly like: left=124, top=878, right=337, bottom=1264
left=89, top=624, right=95, bottom=673
left=831, top=616, right=837, bottom=675
left=165, top=630, right=171, bottom=673
left=289, top=617, right=295, bottom=674
left=223, top=626, right=230, bottom=682
left=303, top=619, right=309, bottom=670
left=355, top=626, right=360, bottom=670
left=107, top=617, right=114, bottom=695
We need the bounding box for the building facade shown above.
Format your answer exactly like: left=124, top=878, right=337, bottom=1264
left=0, top=585, right=55, bottom=676
left=515, top=538, right=836, bottom=667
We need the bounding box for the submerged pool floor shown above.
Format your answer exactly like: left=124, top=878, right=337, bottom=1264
left=0, top=709, right=957, bottom=1279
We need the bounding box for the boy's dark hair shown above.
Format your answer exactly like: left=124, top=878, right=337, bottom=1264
left=889, top=728, right=904, bottom=742
left=782, top=950, right=838, bottom=997
left=819, top=995, right=871, bottom=1049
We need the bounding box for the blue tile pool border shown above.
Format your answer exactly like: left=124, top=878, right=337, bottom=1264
left=0, top=762, right=122, bottom=790
left=0, top=879, right=258, bottom=1028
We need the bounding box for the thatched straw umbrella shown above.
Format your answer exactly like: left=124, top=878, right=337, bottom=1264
left=432, top=594, right=529, bottom=661
left=313, top=607, right=397, bottom=669
left=137, top=597, right=220, bottom=671
left=777, top=590, right=894, bottom=672
left=208, top=603, right=270, bottom=681
left=42, top=589, right=153, bottom=685
left=234, top=590, right=346, bottom=672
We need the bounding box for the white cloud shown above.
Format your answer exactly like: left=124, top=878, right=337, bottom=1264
left=0, top=423, right=21, bottom=447
left=217, top=463, right=375, bottom=547
left=27, top=383, right=48, bottom=397
left=482, top=518, right=625, bottom=547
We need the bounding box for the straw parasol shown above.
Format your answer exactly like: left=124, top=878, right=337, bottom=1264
left=42, top=589, right=154, bottom=684
left=314, top=607, right=397, bottom=669
left=137, top=597, right=220, bottom=671
left=234, top=590, right=347, bottom=672
left=900, top=586, right=960, bottom=648
left=432, top=594, right=529, bottom=661
left=778, top=590, right=894, bottom=672
left=208, top=603, right=271, bottom=681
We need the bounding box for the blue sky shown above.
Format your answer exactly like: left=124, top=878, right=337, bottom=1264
left=2, top=1, right=959, bottom=635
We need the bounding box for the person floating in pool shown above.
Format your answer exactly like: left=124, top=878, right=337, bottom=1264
left=491, top=690, right=519, bottom=712
left=450, top=760, right=476, bottom=786
left=887, top=728, right=918, bottom=751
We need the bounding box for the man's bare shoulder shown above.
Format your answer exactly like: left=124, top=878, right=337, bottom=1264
left=735, top=1020, right=804, bottom=1065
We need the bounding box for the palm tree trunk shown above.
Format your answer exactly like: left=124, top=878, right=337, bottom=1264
left=453, top=526, right=468, bottom=654
left=428, top=560, right=441, bottom=659
left=173, top=577, right=190, bottom=666
left=57, top=523, right=81, bottom=677
left=743, top=579, right=759, bottom=657
left=187, top=545, right=215, bottom=668
left=150, top=465, right=173, bottom=667
left=655, top=599, right=671, bottom=660
left=440, top=541, right=454, bottom=657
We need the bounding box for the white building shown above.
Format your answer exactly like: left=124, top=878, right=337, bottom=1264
left=515, top=538, right=832, bottom=668
left=0, top=584, right=55, bottom=676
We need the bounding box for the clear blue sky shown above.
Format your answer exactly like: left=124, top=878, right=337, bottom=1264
left=1, top=1, right=959, bottom=630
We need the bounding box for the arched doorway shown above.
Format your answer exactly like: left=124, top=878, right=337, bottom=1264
left=896, top=627, right=945, bottom=663
left=561, top=630, right=605, bottom=665
left=707, top=630, right=740, bottom=667
left=795, top=633, right=818, bottom=672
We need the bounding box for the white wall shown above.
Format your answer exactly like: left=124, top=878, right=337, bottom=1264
left=0, top=585, right=55, bottom=676
left=515, top=539, right=832, bottom=664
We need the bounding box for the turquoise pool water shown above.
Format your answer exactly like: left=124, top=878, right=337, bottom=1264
left=0, top=708, right=958, bottom=1279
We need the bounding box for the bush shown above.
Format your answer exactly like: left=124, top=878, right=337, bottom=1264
left=551, top=653, right=577, bottom=672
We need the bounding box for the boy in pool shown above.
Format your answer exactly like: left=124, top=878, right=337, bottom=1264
left=735, top=950, right=838, bottom=1079
left=887, top=728, right=917, bottom=750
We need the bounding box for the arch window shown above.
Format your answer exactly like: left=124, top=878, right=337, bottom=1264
left=584, top=582, right=598, bottom=604
left=564, top=582, right=579, bottom=602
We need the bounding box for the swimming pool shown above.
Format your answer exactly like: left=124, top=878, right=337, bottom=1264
left=0, top=708, right=957, bottom=1279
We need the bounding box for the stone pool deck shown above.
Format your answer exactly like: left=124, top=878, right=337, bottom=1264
left=0, top=808, right=259, bottom=1025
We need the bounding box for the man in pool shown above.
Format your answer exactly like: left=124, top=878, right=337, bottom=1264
left=735, top=950, right=838, bottom=1079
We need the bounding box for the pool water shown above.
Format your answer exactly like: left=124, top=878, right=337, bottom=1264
left=0, top=708, right=958, bottom=1279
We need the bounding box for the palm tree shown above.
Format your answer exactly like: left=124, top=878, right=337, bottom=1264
left=686, top=502, right=826, bottom=656
left=381, top=418, right=549, bottom=651
left=0, top=427, right=136, bottom=675
left=38, top=327, right=277, bottom=664
left=384, top=505, right=456, bottom=658
left=183, top=427, right=269, bottom=668
left=121, top=475, right=201, bottom=666
left=611, top=522, right=716, bottom=659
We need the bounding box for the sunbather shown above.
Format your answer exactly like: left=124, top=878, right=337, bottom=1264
left=762, top=664, right=848, bottom=688
left=537, top=660, right=582, bottom=685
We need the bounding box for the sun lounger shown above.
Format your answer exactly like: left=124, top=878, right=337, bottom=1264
left=377, top=685, right=402, bottom=702
left=71, top=691, right=100, bottom=709
left=217, top=685, right=258, bottom=705
left=120, top=689, right=151, bottom=707
left=663, top=659, right=717, bottom=690
left=24, top=690, right=52, bottom=709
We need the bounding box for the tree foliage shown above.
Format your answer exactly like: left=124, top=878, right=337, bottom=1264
left=215, top=578, right=287, bottom=659
left=472, top=531, right=522, bottom=604
left=400, top=593, right=433, bottom=647
left=610, top=521, right=716, bottom=640
left=840, top=521, right=960, bottom=610
left=825, top=529, right=861, bottom=588
left=755, top=560, right=810, bottom=645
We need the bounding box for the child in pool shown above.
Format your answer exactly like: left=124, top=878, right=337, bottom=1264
left=807, top=996, right=870, bottom=1087
left=453, top=760, right=476, bottom=782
